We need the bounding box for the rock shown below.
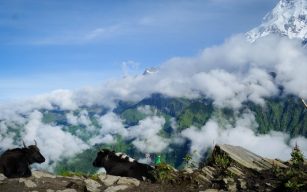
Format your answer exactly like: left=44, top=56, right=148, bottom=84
left=32, top=170, right=57, bottom=179
left=0, top=173, right=7, bottom=181
left=84, top=178, right=101, bottom=192
left=201, top=189, right=219, bottom=192
left=226, top=166, right=244, bottom=177
left=213, top=144, right=273, bottom=171
left=116, top=177, right=140, bottom=187
left=25, top=180, right=37, bottom=188
left=223, top=177, right=236, bottom=192
left=67, top=175, right=83, bottom=180
left=195, top=174, right=211, bottom=184
left=201, top=166, right=215, bottom=179
left=46, top=190, right=55, bottom=192
left=265, top=158, right=288, bottom=168
left=104, top=185, right=129, bottom=192
left=19, top=179, right=37, bottom=188
left=99, top=175, right=119, bottom=186
left=183, top=168, right=194, bottom=174
left=98, top=173, right=107, bottom=181
left=238, top=178, right=247, bottom=190
left=56, top=189, right=78, bottom=192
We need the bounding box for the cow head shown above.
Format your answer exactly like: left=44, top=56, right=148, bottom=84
left=23, top=141, right=45, bottom=164
left=92, top=149, right=112, bottom=167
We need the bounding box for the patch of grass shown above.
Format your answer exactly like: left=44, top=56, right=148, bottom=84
left=59, top=171, right=100, bottom=181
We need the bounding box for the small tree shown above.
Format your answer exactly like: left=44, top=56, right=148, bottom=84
left=290, top=143, right=304, bottom=168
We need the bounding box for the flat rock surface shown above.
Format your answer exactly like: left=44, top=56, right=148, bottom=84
left=214, top=144, right=274, bottom=171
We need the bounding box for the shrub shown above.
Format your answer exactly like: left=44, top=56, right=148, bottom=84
left=214, top=153, right=230, bottom=169
left=290, top=144, right=304, bottom=168
left=153, top=162, right=176, bottom=183
left=183, top=151, right=197, bottom=168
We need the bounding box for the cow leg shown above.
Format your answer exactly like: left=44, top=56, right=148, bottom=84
left=17, top=163, right=31, bottom=177
left=2, top=166, right=10, bottom=178
left=23, top=167, right=32, bottom=177
left=3, top=166, right=19, bottom=178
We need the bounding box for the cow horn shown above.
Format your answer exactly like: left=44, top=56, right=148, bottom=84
left=22, top=140, right=27, bottom=148
left=34, top=140, right=37, bottom=146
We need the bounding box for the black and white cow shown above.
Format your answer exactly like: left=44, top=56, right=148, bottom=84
left=93, top=149, right=156, bottom=182
left=0, top=141, right=45, bottom=178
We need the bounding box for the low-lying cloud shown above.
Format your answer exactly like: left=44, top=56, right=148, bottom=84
left=181, top=111, right=306, bottom=162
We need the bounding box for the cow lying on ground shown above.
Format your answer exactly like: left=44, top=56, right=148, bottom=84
left=0, top=141, right=45, bottom=178
left=93, top=149, right=156, bottom=182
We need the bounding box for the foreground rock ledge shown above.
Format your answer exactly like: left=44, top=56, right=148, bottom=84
left=0, top=144, right=306, bottom=192
left=0, top=171, right=141, bottom=192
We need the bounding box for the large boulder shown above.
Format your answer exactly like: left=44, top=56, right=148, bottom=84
left=210, top=144, right=282, bottom=171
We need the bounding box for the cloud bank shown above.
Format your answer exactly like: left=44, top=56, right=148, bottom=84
left=0, top=34, right=307, bottom=170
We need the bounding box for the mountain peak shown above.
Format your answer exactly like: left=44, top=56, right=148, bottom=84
left=143, top=67, right=158, bottom=75
left=246, top=0, right=307, bottom=42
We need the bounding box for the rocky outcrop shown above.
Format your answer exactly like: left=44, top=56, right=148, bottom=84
left=211, top=144, right=274, bottom=171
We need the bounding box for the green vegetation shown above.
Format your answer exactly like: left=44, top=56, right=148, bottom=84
left=183, top=151, right=197, bottom=168
left=55, top=147, right=99, bottom=175
left=290, top=144, right=304, bottom=168
left=177, top=101, right=213, bottom=130
left=137, top=94, right=191, bottom=116
left=59, top=171, right=100, bottom=181
left=247, top=96, right=307, bottom=137
left=120, top=108, right=146, bottom=125
left=272, top=145, right=306, bottom=191
left=213, top=153, right=231, bottom=169
left=153, top=162, right=177, bottom=183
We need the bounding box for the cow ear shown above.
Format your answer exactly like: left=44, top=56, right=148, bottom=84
left=22, top=140, right=27, bottom=148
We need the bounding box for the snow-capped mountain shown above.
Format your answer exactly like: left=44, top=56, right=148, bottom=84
left=246, top=0, right=307, bottom=42
left=143, top=67, right=158, bottom=75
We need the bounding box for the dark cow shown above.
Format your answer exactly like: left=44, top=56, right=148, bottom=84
left=0, top=141, right=45, bottom=178
left=93, top=149, right=156, bottom=182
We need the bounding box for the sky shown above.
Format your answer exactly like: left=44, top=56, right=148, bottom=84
left=0, top=0, right=277, bottom=101
left=1, top=0, right=307, bottom=170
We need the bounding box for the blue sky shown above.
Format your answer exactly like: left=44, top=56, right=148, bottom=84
left=0, top=0, right=277, bottom=101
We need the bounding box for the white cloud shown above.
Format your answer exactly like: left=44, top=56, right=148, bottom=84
left=63, top=35, right=307, bottom=109
left=23, top=110, right=89, bottom=170
left=66, top=110, right=94, bottom=131
left=127, top=116, right=169, bottom=153
left=89, top=112, right=127, bottom=145
left=181, top=111, right=307, bottom=163
left=121, top=60, right=141, bottom=77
